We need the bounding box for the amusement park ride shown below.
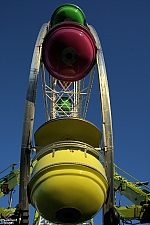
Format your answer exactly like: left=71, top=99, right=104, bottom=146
left=0, top=3, right=150, bottom=225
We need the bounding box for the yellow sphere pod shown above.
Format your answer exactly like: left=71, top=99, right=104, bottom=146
left=28, top=148, right=108, bottom=223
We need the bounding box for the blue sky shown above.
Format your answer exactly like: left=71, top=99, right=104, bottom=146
left=0, top=0, right=150, bottom=224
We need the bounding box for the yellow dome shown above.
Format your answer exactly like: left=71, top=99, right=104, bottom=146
left=28, top=148, right=108, bottom=223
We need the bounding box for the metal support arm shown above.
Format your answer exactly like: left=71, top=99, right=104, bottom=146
left=19, top=23, right=48, bottom=225
left=88, top=25, right=117, bottom=225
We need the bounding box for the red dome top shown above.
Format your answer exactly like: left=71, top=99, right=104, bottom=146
left=42, top=22, right=96, bottom=82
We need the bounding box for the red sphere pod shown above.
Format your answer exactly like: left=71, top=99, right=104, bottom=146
left=42, top=22, right=96, bottom=82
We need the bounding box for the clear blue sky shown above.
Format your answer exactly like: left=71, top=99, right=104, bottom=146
left=0, top=0, right=150, bottom=224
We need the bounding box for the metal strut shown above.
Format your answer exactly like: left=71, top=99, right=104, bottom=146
left=89, top=25, right=119, bottom=225
left=19, top=23, right=48, bottom=225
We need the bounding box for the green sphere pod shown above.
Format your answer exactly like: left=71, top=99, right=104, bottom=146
left=51, top=4, right=86, bottom=26
left=58, top=96, right=71, bottom=111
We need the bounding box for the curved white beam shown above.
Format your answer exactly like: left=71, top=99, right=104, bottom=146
left=19, top=23, right=48, bottom=224
left=88, top=24, right=115, bottom=223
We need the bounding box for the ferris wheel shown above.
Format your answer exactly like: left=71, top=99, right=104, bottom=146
left=18, top=3, right=115, bottom=225
left=1, top=3, right=149, bottom=225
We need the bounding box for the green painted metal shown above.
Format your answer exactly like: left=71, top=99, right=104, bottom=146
left=0, top=207, right=16, bottom=221
left=115, top=205, right=150, bottom=223
left=114, top=164, right=150, bottom=223
left=33, top=211, right=40, bottom=225
left=115, top=205, right=142, bottom=220
left=0, top=164, right=20, bottom=198
left=58, top=97, right=71, bottom=112
left=50, top=4, right=86, bottom=26
left=114, top=167, right=150, bottom=205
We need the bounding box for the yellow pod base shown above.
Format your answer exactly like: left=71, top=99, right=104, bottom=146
left=28, top=150, right=108, bottom=223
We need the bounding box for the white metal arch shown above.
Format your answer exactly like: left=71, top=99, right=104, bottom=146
left=19, top=22, right=114, bottom=225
